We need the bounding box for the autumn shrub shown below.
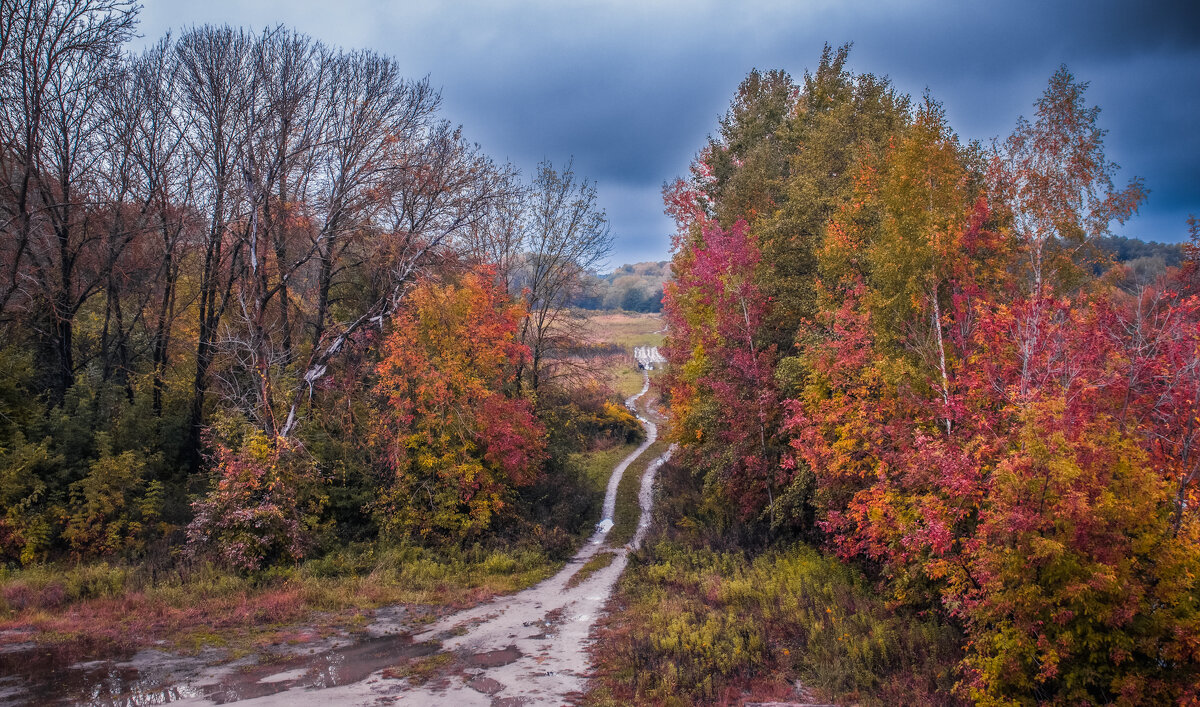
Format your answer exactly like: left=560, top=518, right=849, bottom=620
left=559, top=383, right=645, bottom=448
left=952, top=408, right=1200, bottom=705
left=0, top=344, right=192, bottom=565
left=372, top=269, right=545, bottom=541
left=62, top=438, right=166, bottom=557
left=187, top=430, right=327, bottom=572
left=0, top=435, right=60, bottom=565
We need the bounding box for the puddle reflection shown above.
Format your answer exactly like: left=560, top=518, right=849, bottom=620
left=0, top=634, right=437, bottom=705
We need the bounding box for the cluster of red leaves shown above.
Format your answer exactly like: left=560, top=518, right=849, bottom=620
left=663, top=218, right=788, bottom=521
left=788, top=281, right=1200, bottom=702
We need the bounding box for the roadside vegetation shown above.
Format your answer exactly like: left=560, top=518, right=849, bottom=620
left=0, top=544, right=557, bottom=651
left=652, top=43, right=1200, bottom=704
left=0, top=0, right=654, bottom=659
left=589, top=456, right=965, bottom=706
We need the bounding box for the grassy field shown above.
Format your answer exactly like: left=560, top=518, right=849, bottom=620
left=583, top=311, right=667, bottom=398
left=585, top=312, right=666, bottom=350
left=587, top=539, right=964, bottom=706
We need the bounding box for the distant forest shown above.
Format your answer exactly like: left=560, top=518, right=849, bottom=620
left=574, top=261, right=670, bottom=312
left=572, top=236, right=1184, bottom=314
left=1098, top=235, right=1183, bottom=266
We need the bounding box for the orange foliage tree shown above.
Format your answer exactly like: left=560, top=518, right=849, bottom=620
left=372, top=267, right=545, bottom=540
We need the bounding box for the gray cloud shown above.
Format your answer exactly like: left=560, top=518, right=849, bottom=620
left=136, top=0, right=1200, bottom=262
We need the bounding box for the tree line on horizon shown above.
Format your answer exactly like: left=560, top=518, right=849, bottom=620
left=572, top=260, right=670, bottom=313
left=0, top=0, right=635, bottom=570
left=663, top=44, right=1199, bottom=704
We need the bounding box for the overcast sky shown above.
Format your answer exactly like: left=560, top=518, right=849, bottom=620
left=134, top=0, right=1199, bottom=267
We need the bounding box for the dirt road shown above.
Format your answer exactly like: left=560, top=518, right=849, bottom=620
left=0, top=373, right=670, bottom=707
left=375, top=370, right=671, bottom=705
left=184, top=372, right=669, bottom=706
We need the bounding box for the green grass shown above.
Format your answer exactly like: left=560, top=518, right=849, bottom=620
left=382, top=652, right=454, bottom=684
left=607, top=439, right=669, bottom=547
left=566, top=551, right=617, bottom=589
left=570, top=441, right=641, bottom=492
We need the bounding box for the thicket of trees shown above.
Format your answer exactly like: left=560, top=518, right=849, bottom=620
left=574, top=261, right=669, bottom=312
left=664, top=45, right=1200, bottom=704
left=0, top=1, right=635, bottom=568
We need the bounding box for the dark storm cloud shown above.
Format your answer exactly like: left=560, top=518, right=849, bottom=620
left=135, top=0, right=1199, bottom=264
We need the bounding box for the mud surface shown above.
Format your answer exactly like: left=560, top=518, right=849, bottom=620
left=0, top=633, right=438, bottom=706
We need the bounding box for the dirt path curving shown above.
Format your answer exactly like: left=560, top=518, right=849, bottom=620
left=143, top=371, right=674, bottom=707
left=381, top=370, right=673, bottom=705
left=0, top=373, right=671, bottom=707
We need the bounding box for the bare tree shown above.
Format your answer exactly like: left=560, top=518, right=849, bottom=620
left=514, top=159, right=611, bottom=395
left=0, top=0, right=137, bottom=401
left=121, top=39, right=198, bottom=418
left=307, top=52, right=438, bottom=354
left=276, top=121, right=505, bottom=438
left=174, top=25, right=255, bottom=460
left=464, top=161, right=525, bottom=292
left=0, top=10, right=566, bottom=456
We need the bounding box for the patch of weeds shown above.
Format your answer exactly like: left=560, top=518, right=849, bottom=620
left=382, top=651, right=453, bottom=685
left=566, top=551, right=617, bottom=589
left=586, top=456, right=964, bottom=707
left=607, top=440, right=669, bottom=547
left=589, top=541, right=963, bottom=706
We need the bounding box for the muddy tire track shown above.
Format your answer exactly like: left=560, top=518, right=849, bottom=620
left=383, top=370, right=673, bottom=705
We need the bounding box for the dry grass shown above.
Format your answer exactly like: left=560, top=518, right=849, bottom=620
left=585, top=312, right=666, bottom=351
left=582, top=311, right=667, bottom=398
left=0, top=544, right=560, bottom=653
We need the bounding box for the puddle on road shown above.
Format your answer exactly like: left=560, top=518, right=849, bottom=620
left=464, top=645, right=521, bottom=669
left=0, top=634, right=439, bottom=705
left=0, top=642, right=207, bottom=706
